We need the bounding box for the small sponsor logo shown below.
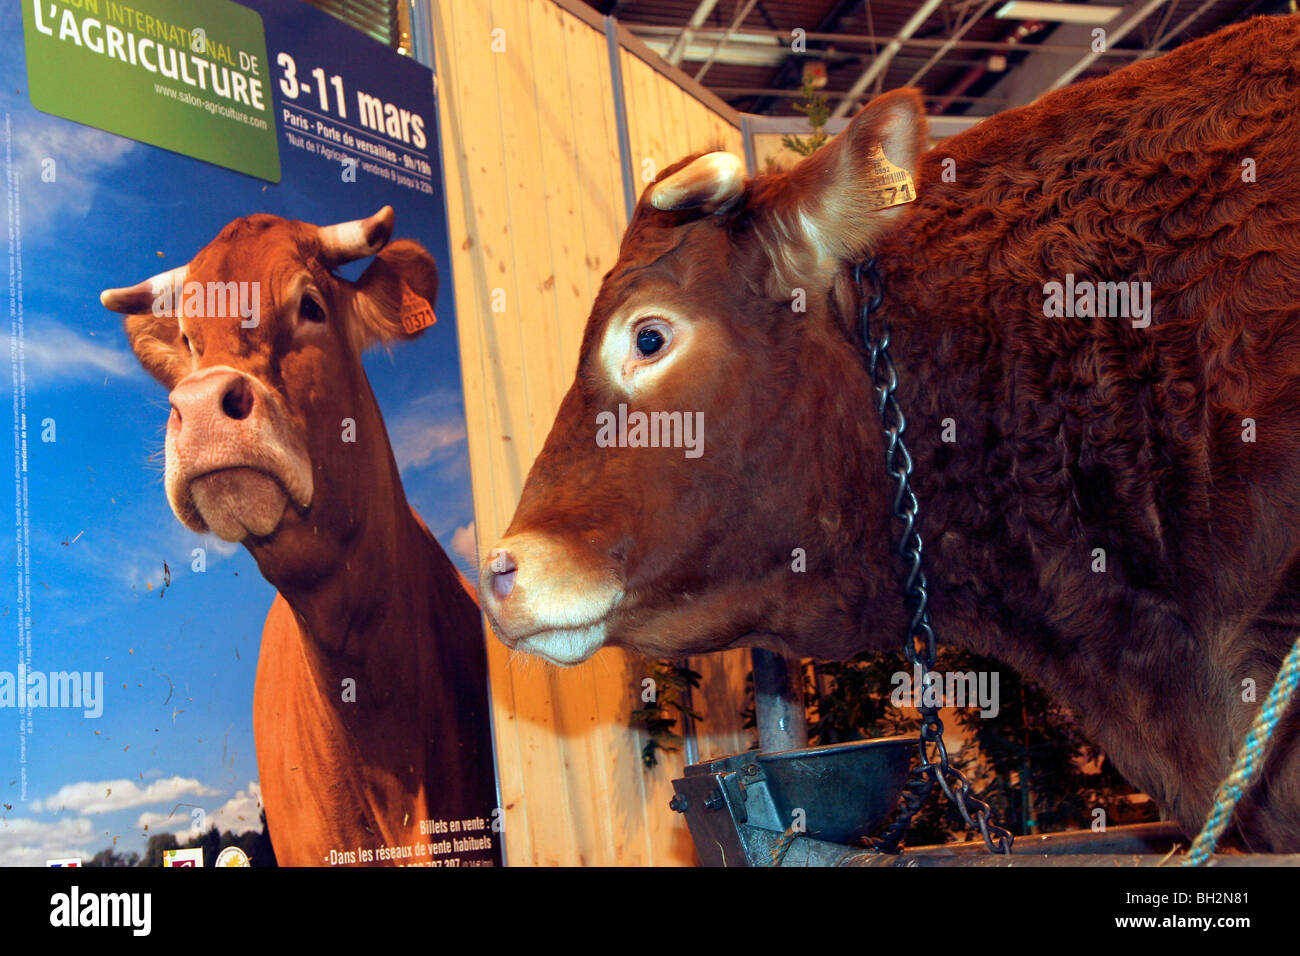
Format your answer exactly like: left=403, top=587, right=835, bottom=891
left=163, top=847, right=204, bottom=867
left=46, top=858, right=82, bottom=867
left=215, top=846, right=251, bottom=867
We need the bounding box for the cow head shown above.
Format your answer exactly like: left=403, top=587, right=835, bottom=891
left=103, top=207, right=437, bottom=586
left=480, top=90, right=927, bottom=665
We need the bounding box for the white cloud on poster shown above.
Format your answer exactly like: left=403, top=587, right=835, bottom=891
left=388, top=390, right=469, bottom=473
left=0, top=316, right=139, bottom=385
left=451, top=522, right=478, bottom=568
left=0, top=815, right=98, bottom=867
left=204, top=781, right=263, bottom=834
left=31, top=775, right=219, bottom=814
left=10, top=113, right=136, bottom=230
left=135, top=782, right=262, bottom=839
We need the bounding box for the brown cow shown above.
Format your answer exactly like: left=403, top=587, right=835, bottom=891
left=481, top=15, right=1300, bottom=850
left=103, top=208, right=498, bottom=866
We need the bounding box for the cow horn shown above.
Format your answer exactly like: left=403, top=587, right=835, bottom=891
left=317, top=206, right=395, bottom=265
left=650, top=152, right=745, bottom=211
left=100, top=264, right=189, bottom=314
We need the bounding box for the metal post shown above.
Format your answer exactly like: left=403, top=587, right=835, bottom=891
left=751, top=648, right=808, bottom=753
left=678, top=658, right=700, bottom=766
left=407, top=0, right=433, bottom=68
left=605, top=16, right=638, bottom=224
left=740, top=114, right=757, bottom=176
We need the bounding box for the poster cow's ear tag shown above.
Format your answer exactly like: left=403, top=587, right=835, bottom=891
left=400, top=285, right=436, bottom=334
left=862, top=143, right=917, bottom=211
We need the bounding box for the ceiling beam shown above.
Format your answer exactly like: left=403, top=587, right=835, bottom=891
left=1046, top=0, right=1170, bottom=91
left=712, top=86, right=1007, bottom=105
left=970, top=0, right=1163, bottom=113
left=903, top=0, right=1000, bottom=87
left=624, top=23, right=1155, bottom=57
left=1137, top=0, right=1220, bottom=58
left=693, top=0, right=761, bottom=81
left=642, top=36, right=792, bottom=68
left=745, top=112, right=985, bottom=140
left=665, top=0, right=721, bottom=67
left=830, top=0, right=947, bottom=119
left=742, top=0, right=868, bottom=115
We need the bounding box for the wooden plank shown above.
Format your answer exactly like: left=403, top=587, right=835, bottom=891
left=520, top=0, right=619, bottom=867
left=612, top=18, right=743, bottom=128
left=430, top=0, right=534, bottom=864
left=490, top=0, right=595, bottom=867
left=709, top=105, right=746, bottom=155
left=546, top=0, right=605, bottom=32
left=495, top=0, right=565, bottom=460
left=563, top=19, right=680, bottom=867
left=526, top=0, right=596, bottom=401
left=621, top=51, right=663, bottom=200
left=560, top=13, right=624, bottom=339
left=654, top=69, right=692, bottom=170
left=681, top=95, right=715, bottom=152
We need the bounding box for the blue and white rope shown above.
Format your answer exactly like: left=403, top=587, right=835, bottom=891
left=1183, top=634, right=1300, bottom=866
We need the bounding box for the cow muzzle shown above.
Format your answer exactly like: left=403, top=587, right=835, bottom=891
left=165, top=366, right=313, bottom=542
left=478, top=532, right=622, bottom=666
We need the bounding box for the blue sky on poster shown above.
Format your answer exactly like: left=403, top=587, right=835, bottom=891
left=0, top=0, right=482, bottom=865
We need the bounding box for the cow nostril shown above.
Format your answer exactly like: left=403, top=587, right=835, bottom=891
left=493, top=569, right=517, bottom=601
left=221, top=377, right=255, bottom=421
left=488, top=548, right=517, bottom=601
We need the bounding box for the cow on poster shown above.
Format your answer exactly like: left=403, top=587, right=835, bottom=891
left=1, top=0, right=500, bottom=867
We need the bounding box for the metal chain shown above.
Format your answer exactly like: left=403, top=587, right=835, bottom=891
left=855, top=257, right=1014, bottom=856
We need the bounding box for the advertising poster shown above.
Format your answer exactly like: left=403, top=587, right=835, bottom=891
left=2, top=0, right=502, bottom=866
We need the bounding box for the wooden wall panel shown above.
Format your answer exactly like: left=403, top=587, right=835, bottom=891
left=431, top=0, right=751, bottom=866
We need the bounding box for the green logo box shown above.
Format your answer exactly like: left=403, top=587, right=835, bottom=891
left=23, top=0, right=281, bottom=182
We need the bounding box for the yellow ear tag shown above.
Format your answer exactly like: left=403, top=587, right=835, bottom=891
left=863, top=143, right=916, bottom=211
left=400, top=286, right=436, bottom=333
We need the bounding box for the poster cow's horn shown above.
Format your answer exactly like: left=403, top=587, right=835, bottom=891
left=650, top=152, right=745, bottom=212
left=100, top=264, right=189, bottom=315
left=317, top=205, right=395, bottom=265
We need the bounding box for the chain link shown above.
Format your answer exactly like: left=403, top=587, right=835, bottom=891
left=855, top=257, right=1013, bottom=857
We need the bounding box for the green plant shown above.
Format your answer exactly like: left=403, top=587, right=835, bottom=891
left=780, top=75, right=831, bottom=158
left=632, top=659, right=704, bottom=768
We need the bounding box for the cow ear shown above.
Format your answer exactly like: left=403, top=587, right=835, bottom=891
left=123, top=311, right=188, bottom=389
left=764, top=88, right=926, bottom=281
left=349, top=239, right=438, bottom=351
left=104, top=266, right=191, bottom=388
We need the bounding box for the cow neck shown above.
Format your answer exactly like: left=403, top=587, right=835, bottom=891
left=863, top=250, right=1224, bottom=828
left=253, top=414, right=440, bottom=701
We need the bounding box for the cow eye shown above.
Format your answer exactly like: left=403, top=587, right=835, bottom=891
left=634, top=321, right=671, bottom=359
left=299, top=294, right=325, bottom=323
